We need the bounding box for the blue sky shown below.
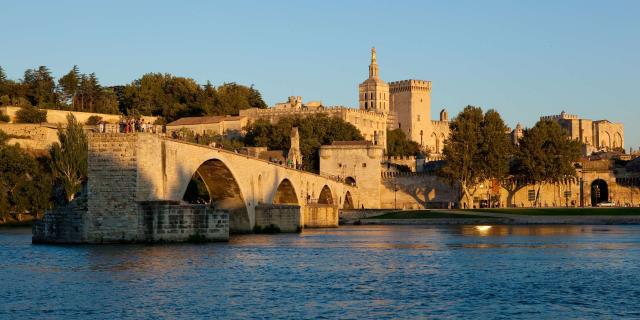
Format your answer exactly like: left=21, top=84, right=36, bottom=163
left=2, top=0, right=638, bottom=148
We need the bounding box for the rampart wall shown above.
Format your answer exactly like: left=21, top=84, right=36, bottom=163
left=0, top=123, right=59, bottom=150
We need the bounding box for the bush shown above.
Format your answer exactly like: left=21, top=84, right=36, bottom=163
left=153, top=117, right=167, bottom=125
left=85, top=115, right=103, bottom=125
left=15, top=106, right=47, bottom=124
left=0, top=113, right=9, bottom=123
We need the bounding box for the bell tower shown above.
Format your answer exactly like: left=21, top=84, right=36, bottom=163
left=359, top=47, right=389, bottom=114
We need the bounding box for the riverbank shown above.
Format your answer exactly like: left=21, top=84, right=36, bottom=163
left=351, top=209, right=640, bottom=225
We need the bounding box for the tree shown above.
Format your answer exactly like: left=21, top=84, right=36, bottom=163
left=244, top=114, right=364, bottom=172
left=386, top=128, right=422, bottom=156
left=58, top=65, right=80, bottom=109
left=480, top=110, right=513, bottom=207
left=15, top=105, right=47, bottom=123
left=85, top=115, right=103, bottom=125
left=216, top=83, right=267, bottom=115
left=511, top=120, right=581, bottom=206
left=440, top=106, right=512, bottom=208
left=0, top=66, right=9, bottom=100
left=94, top=88, right=119, bottom=114
left=23, top=66, right=57, bottom=107
left=0, top=131, right=52, bottom=220
left=0, top=66, right=6, bottom=83
left=49, top=114, right=88, bottom=202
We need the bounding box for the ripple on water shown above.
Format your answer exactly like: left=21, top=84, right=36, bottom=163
left=1, top=225, right=640, bottom=319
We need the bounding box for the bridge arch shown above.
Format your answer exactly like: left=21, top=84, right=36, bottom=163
left=343, top=191, right=354, bottom=209
left=591, top=179, right=609, bottom=206
left=318, top=185, right=334, bottom=204
left=345, top=176, right=356, bottom=186
left=273, top=178, right=299, bottom=204
left=182, top=158, right=251, bottom=233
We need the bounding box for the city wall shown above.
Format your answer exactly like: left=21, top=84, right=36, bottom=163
left=380, top=174, right=458, bottom=209
left=1, top=106, right=157, bottom=124
left=0, top=123, right=59, bottom=150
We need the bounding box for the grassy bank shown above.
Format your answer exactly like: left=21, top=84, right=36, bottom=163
left=470, top=207, right=640, bottom=216
left=367, top=210, right=497, bottom=219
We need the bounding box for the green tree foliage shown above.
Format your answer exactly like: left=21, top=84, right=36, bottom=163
left=174, top=128, right=245, bottom=150
left=58, top=65, right=79, bottom=107
left=23, top=66, right=58, bottom=108
left=0, top=130, right=9, bottom=144
left=215, top=83, right=267, bottom=115
left=244, top=114, right=364, bottom=172
left=121, top=74, right=267, bottom=122
left=0, top=68, right=268, bottom=121
left=85, top=115, right=103, bottom=125
left=49, top=114, right=88, bottom=202
left=479, top=109, right=513, bottom=183
left=0, top=66, right=26, bottom=106
left=510, top=120, right=581, bottom=206
left=440, top=106, right=512, bottom=207
left=15, top=105, right=47, bottom=123
left=0, top=131, right=52, bottom=220
left=386, top=128, right=422, bottom=156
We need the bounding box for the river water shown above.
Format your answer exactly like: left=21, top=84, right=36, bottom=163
left=1, top=225, right=639, bottom=319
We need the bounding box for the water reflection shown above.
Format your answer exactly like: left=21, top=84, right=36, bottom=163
left=459, top=225, right=622, bottom=237
left=1, top=225, right=640, bottom=319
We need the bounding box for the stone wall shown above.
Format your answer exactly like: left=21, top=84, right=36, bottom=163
left=0, top=106, right=157, bottom=125
left=0, top=123, right=59, bottom=150
left=139, top=202, right=228, bottom=242
left=32, top=195, right=87, bottom=243
left=86, top=134, right=141, bottom=241
left=254, top=204, right=301, bottom=232
left=380, top=174, right=458, bottom=209
left=304, top=204, right=338, bottom=228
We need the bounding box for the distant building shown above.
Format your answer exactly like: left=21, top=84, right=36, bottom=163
left=166, top=115, right=248, bottom=137
left=540, top=111, right=624, bottom=155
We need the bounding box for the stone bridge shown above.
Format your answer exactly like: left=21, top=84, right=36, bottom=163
left=73, top=133, right=360, bottom=242
left=134, top=134, right=360, bottom=230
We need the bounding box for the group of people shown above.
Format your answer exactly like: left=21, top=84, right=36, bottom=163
left=118, top=118, right=155, bottom=134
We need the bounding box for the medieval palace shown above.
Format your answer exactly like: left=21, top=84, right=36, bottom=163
left=237, top=47, right=451, bottom=157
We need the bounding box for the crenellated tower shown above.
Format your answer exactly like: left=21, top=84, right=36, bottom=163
left=388, top=79, right=432, bottom=147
